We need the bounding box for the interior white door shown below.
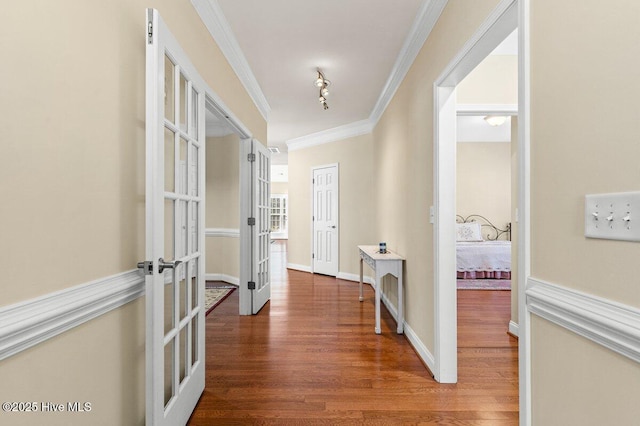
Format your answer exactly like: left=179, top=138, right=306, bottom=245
left=144, top=9, right=205, bottom=425
left=251, top=140, right=271, bottom=314
left=312, top=164, right=339, bottom=276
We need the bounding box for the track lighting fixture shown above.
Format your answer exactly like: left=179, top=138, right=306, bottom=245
left=314, top=69, right=331, bottom=110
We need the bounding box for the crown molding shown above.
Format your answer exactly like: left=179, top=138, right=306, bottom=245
left=286, top=0, right=448, bottom=153
left=286, top=119, right=374, bottom=152
left=191, top=0, right=271, bottom=121
left=369, top=0, right=449, bottom=124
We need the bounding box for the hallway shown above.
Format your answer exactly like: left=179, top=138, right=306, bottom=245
left=188, top=241, right=518, bottom=424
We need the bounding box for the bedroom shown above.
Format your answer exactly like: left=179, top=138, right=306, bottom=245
left=455, top=30, right=518, bottom=339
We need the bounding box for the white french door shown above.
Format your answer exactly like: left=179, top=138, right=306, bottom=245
left=144, top=9, right=205, bottom=425
left=251, top=140, right=271, bottom=314
left=312, top=164, right=339, bottom=276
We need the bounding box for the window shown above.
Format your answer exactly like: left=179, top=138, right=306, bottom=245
left=270, top=194, right=288, bottom=239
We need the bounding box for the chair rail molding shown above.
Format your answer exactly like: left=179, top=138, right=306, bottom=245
left=0, top=270, right=144, bottom=361
left=527, top=277, right=640, bottom=364
left=205, top=227, right=240, bottom=238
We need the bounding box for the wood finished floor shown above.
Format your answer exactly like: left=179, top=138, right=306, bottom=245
left=189, top=241, right=518, bottom=425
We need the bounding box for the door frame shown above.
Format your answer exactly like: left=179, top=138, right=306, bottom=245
left=310, top=163, right=339, bottom=276
left=432, top=0, right=531, bottom=424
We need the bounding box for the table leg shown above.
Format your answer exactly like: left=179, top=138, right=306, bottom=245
left=397, top=266, right=404, bottom=334
left=374, top=271, right=381, bottom=334
left=359, top=257, right=364, bottom=302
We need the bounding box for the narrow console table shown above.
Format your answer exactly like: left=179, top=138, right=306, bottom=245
left=358, top=245, right=405, bottom=335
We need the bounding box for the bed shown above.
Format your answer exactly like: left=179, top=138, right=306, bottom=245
left=456, top=215, right=511, bottom=279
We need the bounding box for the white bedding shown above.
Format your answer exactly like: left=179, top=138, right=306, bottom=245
left=456, top=240, right=511, bottom=272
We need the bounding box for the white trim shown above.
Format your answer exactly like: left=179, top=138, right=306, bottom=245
left=336, top=272, right=375, bottom=286
left=432, top=0, right=521, bottom=388
left=205, top=228, right=240, bottom=238
left=286, top=263, right=312, bottom=273
left=191, top=0, right=271, bottom=121
left=403, top=321, right=437, bottom=375
left=286, top=119, right=374, bottom=152
left=456, top=103, right=518, bottom=116
left=205, top=273, right=239, bottom=286
left=517, top=1, right=532, bottom=424
left=509, top=320, right=520, bottom=337
left=369, top=0, right=449, bottom=124
left=0, top=270, right=144, bottom=361
left=286, top=1, right=448, bottom=153
left=527, top=278, right=640, bottom=364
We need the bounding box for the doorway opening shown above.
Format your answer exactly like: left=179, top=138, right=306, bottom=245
left=203, top=99, right=270, bottom=315
left=432, top=3, right=529, bottom=423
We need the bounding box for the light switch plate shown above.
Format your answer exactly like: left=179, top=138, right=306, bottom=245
left=585, top=191, right=640, bottom=242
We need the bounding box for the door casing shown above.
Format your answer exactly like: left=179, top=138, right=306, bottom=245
left=432, top=0, right=531, bottom=424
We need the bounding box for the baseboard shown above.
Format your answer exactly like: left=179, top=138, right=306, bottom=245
left=0, top=270, right=144, bottom=361
left=508, top=320, right=519, bottom=338
left=205, top=273, right=239, bottom=286
left=527, top=277, right=640, bottom=364
left=336, top=271, right=375, bottom=286
left=286, top=263, right=312, bottom=273
left=403, top=321, right=437, bottom=376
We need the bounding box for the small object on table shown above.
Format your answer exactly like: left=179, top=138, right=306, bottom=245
left=358, top=245, right=405, bottom=335
left=379, top=242, right=387, bottom=253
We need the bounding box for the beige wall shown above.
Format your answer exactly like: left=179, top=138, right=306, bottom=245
left=529, top=0, right=640, bottom=422
left=456, top=142, right=511, bottom=229
left=0, top=1, right=265, bottom=424
left=288, top=134, right=375, bottom=275
left=371, top=0, right=502, bottom=353
left=205, top=134, right=240, bottom=279
left=271, top=182, right=289, bottom=195
left=457, top=54, right=518, bottom=104
left=531, top=316, right=640, bottom=425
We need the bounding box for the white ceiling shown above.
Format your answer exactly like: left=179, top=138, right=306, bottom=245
left=200, top=2, right=517, bottom=166
left=215, top=0, right=424, bottom=163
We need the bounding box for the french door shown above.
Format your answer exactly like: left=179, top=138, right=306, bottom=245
left=312, top=164, right=339, bottom=276
left=251, top=140, right=271, bottom=314
left=144, top=9, right=205, bottom=425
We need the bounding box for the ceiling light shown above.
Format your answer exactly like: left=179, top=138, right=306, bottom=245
left=314, top=68, right=331, bottom=110
left=484, top=115, right=507, bottom=126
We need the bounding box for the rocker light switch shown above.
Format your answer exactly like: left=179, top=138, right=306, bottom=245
left=585, top=191, right=640, bottom=242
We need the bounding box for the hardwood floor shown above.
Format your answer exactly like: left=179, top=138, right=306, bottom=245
left=189, top=241, right=518, bottom=425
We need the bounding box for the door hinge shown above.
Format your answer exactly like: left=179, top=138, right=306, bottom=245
left=147, top=10, right=153, bottom=44
left=312, top=253, right=315, bottom=259
left=248, top=281, right=256, bottom=290
left=247, top=153, right=256, bottom=162
left=137, top=260, right=153, bottom=275
left=248, top=217, right=256, bottom=226
left=312, top=178, right=315, bottom=184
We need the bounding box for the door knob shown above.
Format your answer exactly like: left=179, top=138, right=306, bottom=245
left=330, top=225, right=336, bottom=229
left=158, top=258, right=182, bottom=273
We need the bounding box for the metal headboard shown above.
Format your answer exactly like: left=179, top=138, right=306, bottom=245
left=456, top=214, right=511, bottom=241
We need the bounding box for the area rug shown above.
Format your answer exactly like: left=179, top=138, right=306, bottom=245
left=204, top=286, right=236, bottom=315
left=457, top=279, right=511, bottom=290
